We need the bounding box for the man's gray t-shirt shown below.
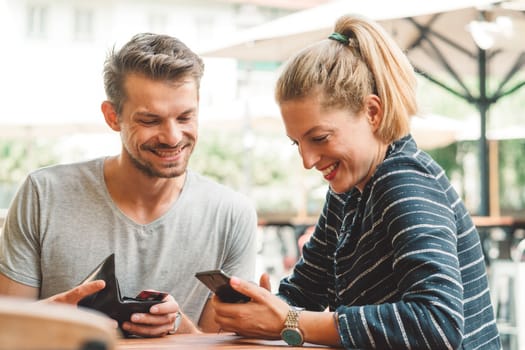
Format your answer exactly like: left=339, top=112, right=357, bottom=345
left=0, top=158, right=257, bottom=324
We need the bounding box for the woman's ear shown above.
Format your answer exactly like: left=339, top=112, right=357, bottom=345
left=364, top=94, right=383, bottom=132
left=101, top=101, right=121, bottom=131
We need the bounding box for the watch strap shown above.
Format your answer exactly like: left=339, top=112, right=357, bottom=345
left=284, top=308, right=301, bottom=328
left=281, top=307, right=304, bottom=346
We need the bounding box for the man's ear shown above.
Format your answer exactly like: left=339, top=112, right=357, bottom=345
left=364, top=94, right=383, bottom=132
left=101, top=101, right=121, bottom=131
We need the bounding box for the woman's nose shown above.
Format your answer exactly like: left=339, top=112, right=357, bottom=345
left=299, top=144, right=319, bottom=170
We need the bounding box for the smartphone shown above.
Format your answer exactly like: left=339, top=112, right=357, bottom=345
left=195, top=269, right=250, bottom=303
left=134, top=290, right=168, bottom=301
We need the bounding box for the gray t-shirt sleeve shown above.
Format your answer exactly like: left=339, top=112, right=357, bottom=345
left=0, top=175, right=42, bottom=287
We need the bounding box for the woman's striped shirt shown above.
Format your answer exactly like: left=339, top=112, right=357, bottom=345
left=278, top=135, right=501, bottom=349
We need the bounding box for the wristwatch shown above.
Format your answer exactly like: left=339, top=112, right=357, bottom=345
left=280, top=306, right=305, bottom=346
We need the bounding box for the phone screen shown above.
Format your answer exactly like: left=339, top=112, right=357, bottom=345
left=195, top=269, right=250, bottom=303
left=135, top=290, right=168, bottom=301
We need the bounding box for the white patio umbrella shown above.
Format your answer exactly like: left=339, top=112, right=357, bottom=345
left=200, top=0, right=525, bottom=215
left=201, top=0, right=517, bottom=65
left=411, top=114, right=468, bottom=149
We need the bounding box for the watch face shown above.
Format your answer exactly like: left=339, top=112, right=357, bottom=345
left=281, top=328, right=304, bottom=346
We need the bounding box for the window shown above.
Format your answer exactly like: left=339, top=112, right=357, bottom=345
left=74, top=8, right=94, bottom=42
left=26, top=5, right=48, bottom=38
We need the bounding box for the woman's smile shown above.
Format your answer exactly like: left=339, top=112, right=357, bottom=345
left=320, top=162, right=339, bottom=180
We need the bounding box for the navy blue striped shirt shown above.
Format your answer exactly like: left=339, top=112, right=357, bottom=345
left=278, top=135, right=500, bottom=349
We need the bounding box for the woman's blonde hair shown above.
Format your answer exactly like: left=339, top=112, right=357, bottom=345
left=275, top=14, right=417, bottom=143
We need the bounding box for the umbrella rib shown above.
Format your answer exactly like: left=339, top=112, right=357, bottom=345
left=492, top=52, right=525, bottom=99
left=496, top=80, right=525, bottom=100
left=414, top=67, right=472, bottom=102
left=415, top=39, right=475, bottom=101
left=404, top=17, right=476, bottom=101
left=404, top=15, right=440, bottom=51
left=405, top=17, right=476, bottom=59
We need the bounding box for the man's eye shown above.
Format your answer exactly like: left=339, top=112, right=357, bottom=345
left=312, top=135, right=328, bottom=142
left=140, top=119, right=158, bottom=125
left=290, top=140, right=298, bottom=146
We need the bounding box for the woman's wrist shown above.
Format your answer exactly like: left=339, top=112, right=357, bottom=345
left=299, top=310, right=341, bottom=347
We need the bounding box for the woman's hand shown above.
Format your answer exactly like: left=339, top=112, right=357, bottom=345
left=212, top=273, right=290, bottom=339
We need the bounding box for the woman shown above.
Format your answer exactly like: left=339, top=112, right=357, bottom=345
left=212, top=14, right=500, bottom=349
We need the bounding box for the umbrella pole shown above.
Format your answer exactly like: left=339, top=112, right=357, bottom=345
left=478, top=48, right=490, bottom=217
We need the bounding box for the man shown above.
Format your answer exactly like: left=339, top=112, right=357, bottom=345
left=0, top=33, right=257, bottom=337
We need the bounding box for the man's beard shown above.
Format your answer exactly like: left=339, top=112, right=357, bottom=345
left=125, top=146, right=186, bottom=179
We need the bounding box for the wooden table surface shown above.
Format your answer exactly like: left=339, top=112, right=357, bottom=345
left=117, top=333, right=334, bottom=349
left=472, top=215, right=525, bottom=228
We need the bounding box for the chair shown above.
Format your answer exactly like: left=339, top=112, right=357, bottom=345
left=489, top=239, right=525, bottom=350
left=0, top=296, right=118, bottom=350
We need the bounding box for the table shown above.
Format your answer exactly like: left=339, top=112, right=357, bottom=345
left=117, top=333, right=334, bottom=349
left=472, top=217, right=525, bottom=348
left=472, top=216, right=525, bottom=230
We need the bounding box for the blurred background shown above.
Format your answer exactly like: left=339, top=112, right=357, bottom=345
left=1, top=1, right=525, bottom=347
left=2, top=0, right=525, bottom=218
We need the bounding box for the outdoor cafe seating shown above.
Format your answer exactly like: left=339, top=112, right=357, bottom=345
left=486, top=236, right=525, bottom=350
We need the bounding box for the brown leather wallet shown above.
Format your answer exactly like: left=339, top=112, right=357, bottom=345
left=77, top=254, right=165, bottom=329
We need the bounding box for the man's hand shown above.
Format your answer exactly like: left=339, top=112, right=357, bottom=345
left=41, top=280, right=106, bottom=305
left=121, top=294, right=200, bottom=337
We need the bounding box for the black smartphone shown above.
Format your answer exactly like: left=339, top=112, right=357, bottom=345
left=195, top=269, right=250, bottom=303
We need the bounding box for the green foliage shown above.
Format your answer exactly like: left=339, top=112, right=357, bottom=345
left=427, top=139, right=525, bottom=215
left=417, top=77, right=477, bottom=119
left=189, top=129, right=245, bottom=189
left=426, top=142, right=462, bottom=176
left=190, top=127, right=298, bottom=190
left=250, top=138, right=293, bottom=186
left=498, top=139, right=525, bottom=211
left=189, top=127, right=323, bottom=216
left=0, top=140, right=60, bottom=207
left=0, top=140, right=59, bottom=184
left=3, top=124, right=525, bottom=219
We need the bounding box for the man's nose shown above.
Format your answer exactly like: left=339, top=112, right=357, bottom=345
left=159, top=120, right=182, bottom=146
